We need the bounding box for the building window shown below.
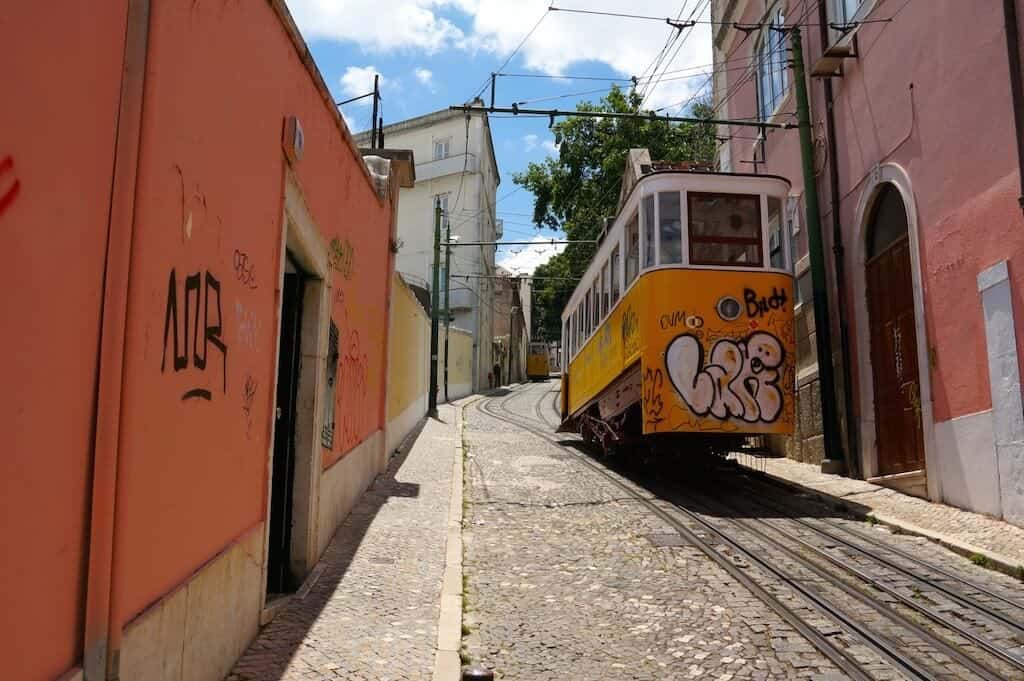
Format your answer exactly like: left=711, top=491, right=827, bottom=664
left=659, top=191, right=682, bottom=264
left=688, top=192, right=764, bottom=267
left=757, top=9, right=788, bottom=120
left=831, top=0, right=863, bottom=23
left=433, top=137, right=451, bottom=160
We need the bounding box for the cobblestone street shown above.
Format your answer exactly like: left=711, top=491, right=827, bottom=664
left=462, top=382, right=1024, bottom=681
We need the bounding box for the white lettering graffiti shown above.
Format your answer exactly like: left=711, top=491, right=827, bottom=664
left=664, top=331, right=784, bottom=423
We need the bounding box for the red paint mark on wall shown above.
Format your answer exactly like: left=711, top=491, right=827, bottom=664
left=0, top=156, right=21, bottom=216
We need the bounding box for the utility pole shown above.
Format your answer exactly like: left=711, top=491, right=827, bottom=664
left=371, top=74, right=380, bottom=149
left=428, top=199, right=441, bottom=416
left=791, top=26, right=844, bottom=474
left=443, top=217, right=451, bottom=403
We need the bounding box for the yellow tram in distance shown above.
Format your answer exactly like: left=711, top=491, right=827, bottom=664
left=526, top=342, right=552, bottom=381
left=559, top=163, right=795, bottom=455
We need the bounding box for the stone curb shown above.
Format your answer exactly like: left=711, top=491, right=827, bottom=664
left=432, top=398, right=477, bottom=681
left=741, top=462, right=1024, bottom=581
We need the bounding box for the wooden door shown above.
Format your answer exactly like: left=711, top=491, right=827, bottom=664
left=866, top=235, right=925, bottom=475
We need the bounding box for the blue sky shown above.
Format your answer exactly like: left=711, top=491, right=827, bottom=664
left=284, top=1, right=713, bottom=273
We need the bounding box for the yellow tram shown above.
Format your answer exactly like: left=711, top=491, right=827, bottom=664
left=526, top=342, right=552, bottom=380
left=559, top=166, right=795, bottom=454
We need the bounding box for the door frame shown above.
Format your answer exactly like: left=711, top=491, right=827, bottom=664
left=260, top=170, right=331, bottom=612
left=851, top=163, right=941, bottom=501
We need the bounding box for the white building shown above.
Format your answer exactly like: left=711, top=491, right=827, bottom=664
left=354, top=101, right=500, bottom=393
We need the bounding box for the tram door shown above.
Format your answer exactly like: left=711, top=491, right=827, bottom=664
left=865, top=184, right=925, bottom=476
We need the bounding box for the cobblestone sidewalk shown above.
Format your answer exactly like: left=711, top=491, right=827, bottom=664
left=734, top=453, right=1024, bottom=573
left=228, top=406, right=458, bottom=681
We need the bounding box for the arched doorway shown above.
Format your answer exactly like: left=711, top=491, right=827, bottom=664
left=865, top=183, right=926, bottom=476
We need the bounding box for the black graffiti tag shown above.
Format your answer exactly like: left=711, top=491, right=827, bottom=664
left=233, top=249, right=257, bottom=289
left=161, top=268, right=228, bottom=400
left=744, top=287, right=788, bottom=319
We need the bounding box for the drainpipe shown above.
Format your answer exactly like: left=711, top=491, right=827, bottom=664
left=1004, top=0, right=1024, bottom=213
left=817, top=0, right=861, bottom=479
left=83, top=1, right=151, bottom=679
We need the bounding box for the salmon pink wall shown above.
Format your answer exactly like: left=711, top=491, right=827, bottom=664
left=111, top=0, right=392, bottom=627
left=0, top=3, right=128, bottom=679
left=719, top=0, right=1024, bottom=424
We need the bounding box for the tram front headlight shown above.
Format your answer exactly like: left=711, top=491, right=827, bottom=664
left=716, top=296, right=742, bottom=321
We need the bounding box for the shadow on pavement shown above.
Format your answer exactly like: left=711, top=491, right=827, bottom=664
left=229, top=416, right=431, bottom=680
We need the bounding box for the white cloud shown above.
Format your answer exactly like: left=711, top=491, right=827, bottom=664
left=496, top=235, right=566, bottom=275
left=414, top=67, right=434, bottom=86
left=339, top=65, right=383, bottom=105
left=285, top=0, right=466, bottom=53
left=287, top=1, right=713, bottom=111
left=467, top=1, right=713, bottom=111
left=523, top=134, right=558, bottom=156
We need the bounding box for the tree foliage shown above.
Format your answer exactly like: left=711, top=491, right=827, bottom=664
left=515, top=86, right=718, bottom=341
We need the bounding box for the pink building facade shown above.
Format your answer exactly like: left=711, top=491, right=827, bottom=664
left=712, top=0, right=1024, bottom=523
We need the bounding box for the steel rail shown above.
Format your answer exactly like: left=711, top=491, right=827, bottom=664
left=729, top=475, right=1024, bottom=637
left=680, top=487, right=1018, bottom=680
left=476, top=385, right=1019, bottom=681
left=475, top=393, right=875, bottom=681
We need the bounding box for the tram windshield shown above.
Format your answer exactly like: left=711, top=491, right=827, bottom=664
left=687, top=192, right=763, bottom=267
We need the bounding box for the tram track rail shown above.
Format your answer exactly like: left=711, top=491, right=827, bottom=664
left=473, top=383, right=1024, bottom=681
left=724, top=476, right=1024, bottom=642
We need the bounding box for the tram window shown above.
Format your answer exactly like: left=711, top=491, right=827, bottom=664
left=642, top=195, right=656, bottom=268
left=688, top=192, right=763, bottom=267
left=591, top=282, right=600, bottom=329
left=625, top=213, right=640, bottom=285
left=768, top=196, right=786, bottom=269
left=610, top=245, right=621, bottom=304
left=584, top=290, right=591, bottom=337
left=659, top=191, right=683, bottom=264
left=601, top=261, right=610, bottom=317
left=564, top=320, right=570, bottom=356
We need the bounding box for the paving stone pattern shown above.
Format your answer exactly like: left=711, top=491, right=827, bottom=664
left=462, top=383, right=845, bottom=680
left=228, top=407, right=456, bottom=681
left=735, top=454, right=1024, bottom=566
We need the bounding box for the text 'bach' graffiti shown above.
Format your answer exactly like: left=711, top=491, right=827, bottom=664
left=665, top=331, right=784, bottom=424
left=162, top=269, right=228, bottom=400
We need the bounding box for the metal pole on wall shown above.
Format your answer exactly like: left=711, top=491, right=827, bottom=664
left=443, top=218, right=451, bottom=403
left=791, top=26, right=844, bottom=474
left=428, top=199, right=441, bottom=416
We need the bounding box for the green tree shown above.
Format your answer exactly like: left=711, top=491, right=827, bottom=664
left=515, top=86, right=717, bottom=341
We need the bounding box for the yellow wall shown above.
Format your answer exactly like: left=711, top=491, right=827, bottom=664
left=441, top=326, right=474, bottom=393
left=388, top=274, right=429, bottom=420
left=568, top=268, right=795, bottom=435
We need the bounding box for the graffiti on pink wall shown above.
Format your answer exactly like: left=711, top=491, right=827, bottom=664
left=161, top=268, right=228, bottom=400
left=0, top=155, right=21, bottom=217
left=337, top=327, right=370, bottom=450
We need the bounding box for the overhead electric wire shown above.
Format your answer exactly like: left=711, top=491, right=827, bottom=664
left=471, top=4, right=552, bottom=100
left=547, top=3, right=892, bottom=28
left=643, top=0, right=711, bottom=106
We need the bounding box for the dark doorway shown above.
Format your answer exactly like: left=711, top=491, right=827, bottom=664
left=267, top=256, right=305, bottom=595
left=865, top=184, right=926, bottom=476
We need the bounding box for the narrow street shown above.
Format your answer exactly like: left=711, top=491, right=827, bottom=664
left=462, top=381, right=1024, bottom=680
